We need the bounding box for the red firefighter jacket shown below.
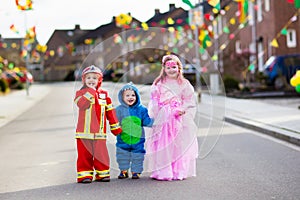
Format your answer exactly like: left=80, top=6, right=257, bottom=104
left=74, top=87, right=122, bottom=140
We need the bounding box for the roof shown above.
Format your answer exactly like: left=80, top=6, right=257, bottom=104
left=75, top=16, right=142, bottom=44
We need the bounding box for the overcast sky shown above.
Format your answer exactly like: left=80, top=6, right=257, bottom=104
left=0, top=0, right=192, bottom=45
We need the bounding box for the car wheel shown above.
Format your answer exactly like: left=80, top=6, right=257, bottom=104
left=274, top=76, right=287, bottom=90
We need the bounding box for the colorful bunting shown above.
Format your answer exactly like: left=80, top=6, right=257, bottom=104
left=287, top=0, right=300, bottom=8
left=295, top=0, right=300, bottom=8
left=230, top=18, right=236, bottom=25
left=10, top=24, right=19, bottom=34
left=84, top=38, right=95, bottom=45
left=229, top=33, right=235, bottom=39
left=36, top=44, right=48, bottom=53
left=236, top=0, right=249, bottom=23
left=290, top=15, right=297, bottom=22
left=141, top=22, right=149, bottom=31
left=212, top=54, right=218, bottom=61
left=270, top=39, right=279, bottom=48
left=15, top=0, right=33, bottom=11
left=25, top=26, right=36, bottom=39
left=280, top=28, right=288, bottom=35
left=167, top=17, right=175, bottom=25
left=182, top=0, right=195, bottom=9
left=199, top=30, right=211, bottom=49
left=208, top=0, right=221, bottom=10
left=223, top=26, right=230, bottom=33
left=115, top=13, right=132, bottom=27
left=113, top=34, right=122, bottom=44
left=248, top=64, right=255, bottom=71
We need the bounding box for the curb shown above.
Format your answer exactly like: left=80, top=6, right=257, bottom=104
left=224, top=116, right=300, bottom=147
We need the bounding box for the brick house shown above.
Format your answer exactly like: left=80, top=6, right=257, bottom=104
left=41, top=0, right=299, bottom=87
left=73, top=15, right=142, bottom=82
left=212, top=0, right=300, bottom=83
left=43, top=25, right=91, bottom=81
left=0, top=37, right=24, bottom=67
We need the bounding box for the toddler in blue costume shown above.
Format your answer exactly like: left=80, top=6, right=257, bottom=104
left=115, top=82, right=153, bottom=179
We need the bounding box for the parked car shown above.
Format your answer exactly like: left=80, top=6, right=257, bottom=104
left=183, top=64, right=197, bottom=75
left=182, top=64, right=196, bottom=85
left=263, top=54, right=300, bottom=90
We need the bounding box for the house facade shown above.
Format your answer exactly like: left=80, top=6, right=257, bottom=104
left=38, top=0, right=299, bottom=87
left=42, top=25, right=91, bottom=81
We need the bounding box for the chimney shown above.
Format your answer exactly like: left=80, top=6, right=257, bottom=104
left=169, top=3, right=176, bottom=11
left=155, top=9, right=160, bottom=15
left=74, top=24, right=80, bottom=30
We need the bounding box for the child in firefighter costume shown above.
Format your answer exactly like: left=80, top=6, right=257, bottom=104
left=115, top=82, right=153, bottom=179
left=74, top=65, right=122, bottom=183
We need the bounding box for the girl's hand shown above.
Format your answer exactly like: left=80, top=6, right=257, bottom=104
left=175, top=110, right=185, bottom=117
left=177, top=111, right=185, bottom=116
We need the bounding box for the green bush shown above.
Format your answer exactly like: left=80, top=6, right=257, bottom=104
left=223, top=75, right=239, bottom=93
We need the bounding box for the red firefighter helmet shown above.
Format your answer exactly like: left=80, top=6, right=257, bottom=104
left=81, top=65, right=103, bottom=89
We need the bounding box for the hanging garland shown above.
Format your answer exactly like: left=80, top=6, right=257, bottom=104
left=15, top=0, right=33, bottom=11
left=115, top=13, right=132, bottom=27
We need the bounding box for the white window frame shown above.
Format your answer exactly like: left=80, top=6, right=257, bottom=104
left=218, top=16, right=223, bottom=35
left=287, top=29, right=297, bottom=48
left=235, top=40, right=242, bottom=54
left=265, top=0, right=270, bottom=12
left=249, top=1, right=254, bottom=25
left=257, top=0, right=263, bottom=22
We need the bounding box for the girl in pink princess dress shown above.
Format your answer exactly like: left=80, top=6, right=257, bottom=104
left=147, top=54, right=198, bottom=181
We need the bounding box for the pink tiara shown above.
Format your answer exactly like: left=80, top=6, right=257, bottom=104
left=165, top=60, right=177, bottom=67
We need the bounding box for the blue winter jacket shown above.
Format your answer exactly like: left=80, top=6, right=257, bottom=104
left=116, top=83, right=153, bottom=148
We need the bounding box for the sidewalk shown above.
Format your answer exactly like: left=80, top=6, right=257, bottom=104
left=194, top=92, right=300, bottom=146
left=0, top=83, right=299, bottom=146
left=0, top=83, right=51, bottom=128
left=222, top=95, right=300, bottom=146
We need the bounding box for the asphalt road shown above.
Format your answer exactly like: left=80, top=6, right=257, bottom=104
left=0, top=82, right=299, bottom=200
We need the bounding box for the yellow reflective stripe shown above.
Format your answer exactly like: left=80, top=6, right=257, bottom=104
left=84, top=108, right=92, bottom=133
left=98, top=99, right=106, bottom=105
left=106, top=104, right=113, bottom=111
left=95, top=169, right=110, bottom=177
left=110, top=122, right=120, bottom=130
left=83, top=92, right=93, bottom=100
left=94, top=133, right=106, bottom=139
left=76, top=133, right=94, bottom=139
left=76, top=132, right=107, bottom=140
left=77, top=171, right=94, bottom=178
left=99, top=105, right=105, bottom=133
left=74, top=96, right=82, bottom=104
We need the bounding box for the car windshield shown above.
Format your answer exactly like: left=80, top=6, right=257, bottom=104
left=263, top=56, right=276, bottom=69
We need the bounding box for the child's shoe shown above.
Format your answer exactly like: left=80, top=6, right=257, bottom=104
left=118, top=170, right=129, bottom=179
left=95, top=176, right=110, bottom=182
left=132, top=172, right=141, bottom=179
left=79, top=178, right=92, bottom=183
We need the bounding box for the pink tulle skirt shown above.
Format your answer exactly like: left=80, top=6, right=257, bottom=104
left=146, top=103, right=198, bottom=181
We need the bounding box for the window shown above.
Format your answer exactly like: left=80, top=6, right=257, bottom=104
left=257, top=0, right=263, bottom=22
left=235, top=40, right=242, bottom=54
left=249, top=1, right=254, bottom=25
left=218, top=16, right=223, bottom=35
left=265, top=0, right=270, bottom=11
left=287, top=29, right=297, bottom=48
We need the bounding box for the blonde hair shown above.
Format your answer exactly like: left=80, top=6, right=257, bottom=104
left=153, top=54, right=185, bottom=85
